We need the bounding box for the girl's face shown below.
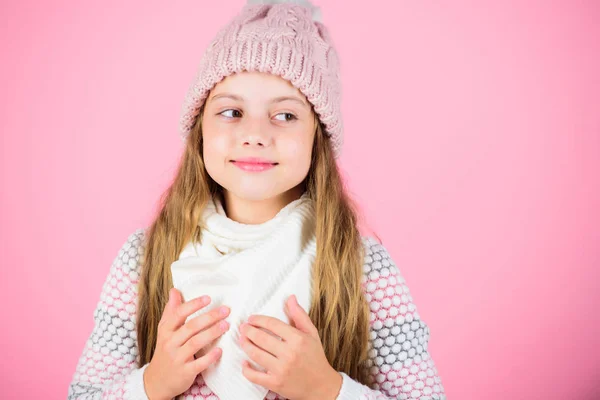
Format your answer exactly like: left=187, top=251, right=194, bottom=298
left=202, top=71, right=316, bottom=203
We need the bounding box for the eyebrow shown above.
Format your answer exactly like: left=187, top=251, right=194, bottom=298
left=209, top=93, right=308, bottom=108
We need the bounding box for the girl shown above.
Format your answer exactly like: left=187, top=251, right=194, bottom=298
left=68, top=1, right=446, bottom=399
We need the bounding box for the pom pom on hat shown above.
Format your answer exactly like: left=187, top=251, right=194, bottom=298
left=246, top=0, right=322, bottom=22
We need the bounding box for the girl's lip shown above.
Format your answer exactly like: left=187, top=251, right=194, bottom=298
left=231, top=161, right=278, bottom=172
left=231, top=157, right=278, bottom=164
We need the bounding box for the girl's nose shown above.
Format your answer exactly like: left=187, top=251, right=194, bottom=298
left=239, top=117, right=272, bottom=148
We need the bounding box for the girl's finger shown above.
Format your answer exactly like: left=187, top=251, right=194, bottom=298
left=189, top=347, right=223, bottom=375
left=246, top=315, right=295, bottom=342
left=181, top=319, right=230, bottom=361
left=241, top=359, right=270, bottom=388
left=171, top=305, right=230, bottom=348
left=160, top=291, right=210, bottom=333
left=242, top=323, right=286, bottom=358
left=240, top=334, right=278, bottom=373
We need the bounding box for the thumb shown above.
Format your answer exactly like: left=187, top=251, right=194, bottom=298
left=169, top=288, right=182, bottom=307
left=287, top=295, right=317, bottom=336
left=160, top=288, right=183, bottom=332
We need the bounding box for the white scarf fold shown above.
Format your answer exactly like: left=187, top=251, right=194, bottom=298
left=170, top=192, right=317, bottom=400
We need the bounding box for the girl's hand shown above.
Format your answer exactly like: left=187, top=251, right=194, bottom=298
left=143, top=288, right=231, bottom=400
left=239, top=295, right=343, bottom=400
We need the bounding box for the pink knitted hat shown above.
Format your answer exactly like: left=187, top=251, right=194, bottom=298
left=179, top=0, right=344, bottom=158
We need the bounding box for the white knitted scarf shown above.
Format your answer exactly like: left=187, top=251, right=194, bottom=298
left=170, top=192, right=317, bottom=400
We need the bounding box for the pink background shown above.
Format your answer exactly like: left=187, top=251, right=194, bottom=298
left=1, top=1, right=598, bottom=398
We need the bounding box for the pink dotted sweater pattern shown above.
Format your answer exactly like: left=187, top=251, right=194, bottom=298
left=68, top=229, right=446, bottom=399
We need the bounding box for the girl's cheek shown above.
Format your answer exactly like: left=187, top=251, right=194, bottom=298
left=204, top=126, right=233, bottom=148
left=281, top=136, right=312, bottom=159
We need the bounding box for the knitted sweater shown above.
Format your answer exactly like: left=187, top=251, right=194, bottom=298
left=67, top=228, right=446, bottom=400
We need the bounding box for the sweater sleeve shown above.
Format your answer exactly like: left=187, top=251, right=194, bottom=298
left=335, top=237, right=446, bottom=400
left=67, top=228, right=151, bottom=400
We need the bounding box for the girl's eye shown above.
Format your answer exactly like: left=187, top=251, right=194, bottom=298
left=219, top=109, right=242, bottom=118
left=217, top=109, right=297, bottom=122
left=274, top=112, right=298, bottom=122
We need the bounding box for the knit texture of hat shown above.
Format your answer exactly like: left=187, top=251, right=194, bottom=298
left=179, top=0, right=344, bottom=159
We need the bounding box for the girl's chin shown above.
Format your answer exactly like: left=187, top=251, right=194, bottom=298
left=222, top=184, right=279, bottom=200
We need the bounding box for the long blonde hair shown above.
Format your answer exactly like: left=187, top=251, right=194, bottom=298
left=136, top=103, right=372, bottom=385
